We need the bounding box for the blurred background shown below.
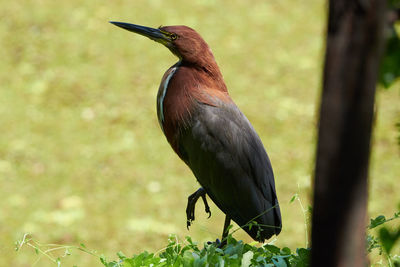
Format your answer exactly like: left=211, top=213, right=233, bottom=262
left=1, top=0, right=399, bottom=266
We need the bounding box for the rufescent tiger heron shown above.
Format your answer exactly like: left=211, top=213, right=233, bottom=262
left=110, top=21, right=282, bottom=243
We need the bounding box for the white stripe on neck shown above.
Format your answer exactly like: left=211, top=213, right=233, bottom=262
left=158, top=63, right=180, bottom=132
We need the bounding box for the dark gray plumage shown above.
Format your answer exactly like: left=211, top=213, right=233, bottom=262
left=179, top=100, right=282, bottom=241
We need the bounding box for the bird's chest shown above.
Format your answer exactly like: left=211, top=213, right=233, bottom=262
left=156, top=65, right=195, bottom=156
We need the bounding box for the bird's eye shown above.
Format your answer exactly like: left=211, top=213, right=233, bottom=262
left=171, top=33, right=178, bottom=40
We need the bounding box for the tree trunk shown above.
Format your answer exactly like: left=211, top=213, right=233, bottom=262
left=311, top=1, right=387, bottom=266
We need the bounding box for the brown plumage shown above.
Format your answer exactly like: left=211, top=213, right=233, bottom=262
left=110, top=22, right=282, bottom=243
left=160, top=63, right=232, bottom=156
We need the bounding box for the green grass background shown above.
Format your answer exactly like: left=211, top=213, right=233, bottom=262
left=1, top=0, right=399, bottom=266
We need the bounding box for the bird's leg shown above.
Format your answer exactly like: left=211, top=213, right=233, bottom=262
left=186, top=187, right=211, bottom=229
left=220, top=215, right=231, bottom=247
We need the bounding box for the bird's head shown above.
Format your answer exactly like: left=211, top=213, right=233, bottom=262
left=110, top=22, right=217, bottom=70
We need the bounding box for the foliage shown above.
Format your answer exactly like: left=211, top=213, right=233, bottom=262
left=379, top=0, right=400, bottom=88
left=389, top=0, right=400, bottom=10
left=378, top=1, right=400, bottom=151
left=16, top=207, right=400, bottom=267
left=367, top=210, right=400, bottom=267
left=17, top=233, right=311, bottom=267
left=379, top=26, right=400, bottom=88
left=100, top=235, right=310, bottom=267
left=15, top=233, right=99, bottom=267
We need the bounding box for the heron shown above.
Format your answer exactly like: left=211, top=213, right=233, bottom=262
left=110, top=21, right=282, bottom=243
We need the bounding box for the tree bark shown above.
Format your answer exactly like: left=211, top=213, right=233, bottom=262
left=311, top=1, right=387, bottom=266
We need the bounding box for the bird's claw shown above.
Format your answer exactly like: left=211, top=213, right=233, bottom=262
left=186, top=212, right=194, bottom=229
left=206, top=210, right=211, bottom=219
left=205, top=205, right=211, bottom=218
left=206, top=239, right=223, bottom=248
left=186, top=188, right=211, bottom=229
left=201, top=192, right=211, bottom=219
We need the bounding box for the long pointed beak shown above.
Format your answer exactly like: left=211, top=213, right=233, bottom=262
left=109, top=21, right=171, bottom=44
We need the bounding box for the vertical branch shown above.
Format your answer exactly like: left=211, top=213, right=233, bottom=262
left=311, top=1, right=387, bottom=266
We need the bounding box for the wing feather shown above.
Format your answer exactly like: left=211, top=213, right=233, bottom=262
left=179, top=101, right=282, bottom=241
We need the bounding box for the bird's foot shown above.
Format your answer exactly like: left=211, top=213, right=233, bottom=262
left=186, top=187, right=211, bottom=229
left=206, top=238, right=221, bottom=246
left=206, top=239, right=227, bottom=248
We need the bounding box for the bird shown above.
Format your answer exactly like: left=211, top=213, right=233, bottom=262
left=110, top=21, right=282, bottom=243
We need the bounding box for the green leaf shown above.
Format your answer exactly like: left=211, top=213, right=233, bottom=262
left=389, top=0, right=400, bottom=8
left=264, top=244, right=280, bottom=254
left=297, top=248, right=311, bottom=264
left=215, top=248, right=224, bottom=254
left=107, top=262, right=121, bottom=267
left=281, top=247, right=291, bottom=255
left=307, top=205, right=313, bottom=214
left=117, top=251, right=126, bottom=260
left=366, top=234, right=381, bottom=253
left=379, top=27, right=400, bottom=88
left=185, top=236, right=195, bottom=246
left=289, top=194, right=298, bottom=203
left=369, top=215, right=387, bottom=229
left=395, top=210, right=400, bottom=218
left=122, top=259, right=134, bottom=267
left=100, top=255, right=107, bottom=266
left=241, top=251, right=253, bottom=267
left=379, top=227, right=400, bottom=254
left=271, top=256, right=288, bottom=267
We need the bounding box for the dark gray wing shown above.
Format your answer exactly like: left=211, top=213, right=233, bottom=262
left=179, top=101, right=282, bottom=241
